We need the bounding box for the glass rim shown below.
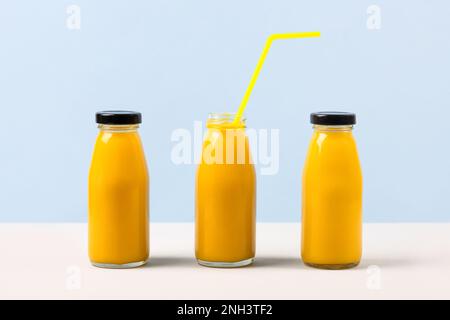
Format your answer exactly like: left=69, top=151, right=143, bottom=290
left=207, top=112, right=246, bottom=122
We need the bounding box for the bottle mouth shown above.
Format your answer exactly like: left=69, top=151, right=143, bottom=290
left=207, top=113, right=246, bottom=128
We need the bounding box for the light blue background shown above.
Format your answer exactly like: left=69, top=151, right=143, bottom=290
left=0, top=1, right=449, bottom=222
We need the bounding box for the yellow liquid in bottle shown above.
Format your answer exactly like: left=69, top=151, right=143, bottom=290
left=89, top=126, right=149, bottom=267
left=195, top=118, right=256, bottom=267
left=302, top=126, right=362, bottom=269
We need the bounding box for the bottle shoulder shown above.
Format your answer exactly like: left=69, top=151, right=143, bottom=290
left=90, top=132, right=148, bottom=175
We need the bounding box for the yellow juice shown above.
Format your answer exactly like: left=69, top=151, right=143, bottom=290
left=89, top=112, right=149, bottom=268
left=195, top=113, right=256, bottom=267
left=302, top=112, right=362, bottom=269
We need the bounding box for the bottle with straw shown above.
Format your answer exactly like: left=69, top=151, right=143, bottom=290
left=195, top=32, right=320, bottom=268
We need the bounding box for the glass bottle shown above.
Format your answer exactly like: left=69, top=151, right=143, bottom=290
left=302, top=112, right=362, bottom=269
left=196, top=113, right=256, bottom=267
left=89, top=111, right=149, bottom=269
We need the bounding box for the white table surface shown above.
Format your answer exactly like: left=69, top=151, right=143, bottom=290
left=0, top=223, right=449, bottom=300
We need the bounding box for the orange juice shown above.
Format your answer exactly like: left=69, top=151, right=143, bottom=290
left=196, top=113, right=256, bottom=267
left=302, top=112, right=362, bottom=269
left=89, top=111, right=149, bottom=268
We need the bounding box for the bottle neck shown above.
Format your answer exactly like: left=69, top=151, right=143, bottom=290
left=313, top=125, right=353, bottom=132
left=98, top=124, right=140, bottom=133
left=206, top=113, right=246, bottom=129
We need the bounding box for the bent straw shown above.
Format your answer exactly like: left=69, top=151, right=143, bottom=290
left=233, top=32, right=321, bottom=124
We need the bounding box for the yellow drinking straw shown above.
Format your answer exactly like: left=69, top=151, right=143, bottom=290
left=233, top=32, right=321, bottom=124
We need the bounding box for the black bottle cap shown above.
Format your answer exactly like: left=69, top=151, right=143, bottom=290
left=96, top=111, right=142, bottom=125
left=310, top=112, right=356, bottom=126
